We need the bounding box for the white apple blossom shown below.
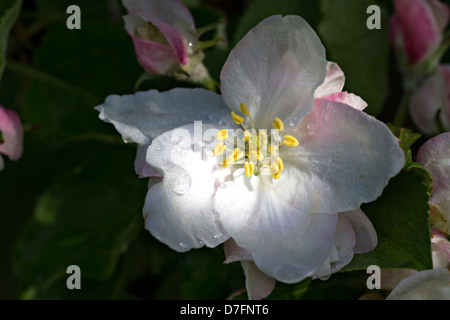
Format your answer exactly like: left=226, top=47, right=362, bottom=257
left=96, top=15, right=404, bottom=291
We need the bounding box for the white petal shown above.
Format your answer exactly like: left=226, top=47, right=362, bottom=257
left=95, top=88, right=231, bottom=145
left=135, top=144, right=162, bottom=178
left=386, top=269, right=450, bottom=300
left=241, top=261, right=277, bottom=300
left=281, top=99, right=405, bottom=214
left=341, top=209, right=377, bottom=254
left=223, top=238, right=252, bottom=264
left=220, top=15, right=327, bottom=129
left=214, top=171, right=338, bottom=283
left=143, top=123, right=231, bottom=252
left=314, top=61, right=345, bottom=99
left=313, top=213, right=356, bottom=279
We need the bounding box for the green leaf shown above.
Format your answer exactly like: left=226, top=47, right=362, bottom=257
left=387, top=123, right=422, bottom=168
left=0, top=0, right=22, bottom=80
left=343, top=168, right=433, bottom=271
left=318, top=0, right=389, bottom=116
left=12, top=144, right=147, bottom=288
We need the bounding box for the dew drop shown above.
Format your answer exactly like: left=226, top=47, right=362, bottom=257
left=168, top=167, right=192, bottom=195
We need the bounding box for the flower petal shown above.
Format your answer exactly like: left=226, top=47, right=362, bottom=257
left=143, top=123, right=231, bottom=252
left=95, top=88, right=232, bottom=146
left=314, top=62, right=345, bottom=99
left=281, top=99, right=405, bottom=214
left=321, top=91, right=368, bottom=111
left=432, top=234, right=450, bottom=269
left=122, top=0, right=196, bottom=43
left=341, top=209, right=377, bottom=254
left=223, top=238, right=252, bottom=264
left=386, top=268, right=450, bottom=300
left=313, top=213, right=355, bottom=280
left=220, top=15, right=327, bottom=129
left=240, top=261, right=277, bottom=300
left=409, top=67, right=450, bottom=136
left=214, top=171, right=338, bottom=283
left=135, top=144, right=162, bottom=178
left=392, top=0, right=448, bottom=64
left=417, top=132, right=450, bottom=204
left=123, top=14, right=183, bottom=74
left=0, top=105, right=23, bottom=161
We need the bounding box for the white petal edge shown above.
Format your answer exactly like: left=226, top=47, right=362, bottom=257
left=220, top=14, right=327, bottom=129
left=386, top=268, right=450, bottom=300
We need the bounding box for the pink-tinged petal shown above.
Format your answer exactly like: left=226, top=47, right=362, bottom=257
left=143, top=123, right=231, bottom=252
left=123, top=14, right=184, bottom=74
left=135, top=12, right=189, bottom=65
left=214, top=171, right=338, bottom=283
left=417, top=132, right=450, bottom=205
left=410, top=67, right=450, bottom=135
left=392, top=0, right=448, bottom=64
left=381, top=269, right=418, bottom=291
left=341, top=209, right=377, bottom=254
left=432, top=234, right=450, bottom=268
left=322, top=91, right=368, bottom=111
left=135, top=144, right=162, bottom=178
left=0, top=105, right=23, bottom=161
left=281, top=99, right=404, bottom=215
left=95, top=88, right=232, bottom=146
left=430, top=200, right=450, bottom=234
left=223, top=238, right=252, bottom=264
left=220, top=15, right=327, bottom=129
left=122, top=0, right=196, bottom=41
left=314, top=62, right=345, bottom=99
left=240, top=261, right=277, bottom=300
left=386, top=268, right=450, bottom=300
left=313, top=214, right=355, bottom=280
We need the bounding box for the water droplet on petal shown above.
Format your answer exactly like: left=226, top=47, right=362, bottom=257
left=168, top=167, right=192, bottom=195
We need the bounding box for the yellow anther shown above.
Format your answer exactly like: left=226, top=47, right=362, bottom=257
left=278, top=157, right=284, bottom=172
left=272, top=117, right=284, bottom=132
left=231, top=111, right=244, bottom=125
left=240, top=103, right=251, bottom=118
left=272, top=171, right=282, bottom=179
left=224, top=148, right=244, bottom=166
left=269, top=161, right=280, bottom=175
left=216, top=129, right=228, bottom=141
left=245, top=161, right=255, bottom=177
left=244, top=130, right=251, bottom=141
left=282, top=135, right=299, bottom=147
left=213, top=142, right=226, bottom=156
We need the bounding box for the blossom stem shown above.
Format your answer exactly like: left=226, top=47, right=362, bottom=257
left=393, top=89, right=412, bottom=127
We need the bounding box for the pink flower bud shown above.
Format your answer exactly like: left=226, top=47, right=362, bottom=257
left=0, top=105, right=23, bottom=170
left=409, top=65, right=450, bottom=135
left=390, top=0, right=449, bottom=66
left=122, top=0, right=197, bottom=75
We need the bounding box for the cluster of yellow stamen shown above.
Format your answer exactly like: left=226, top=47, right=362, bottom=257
left=213, top=103, right=299, bottom=179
